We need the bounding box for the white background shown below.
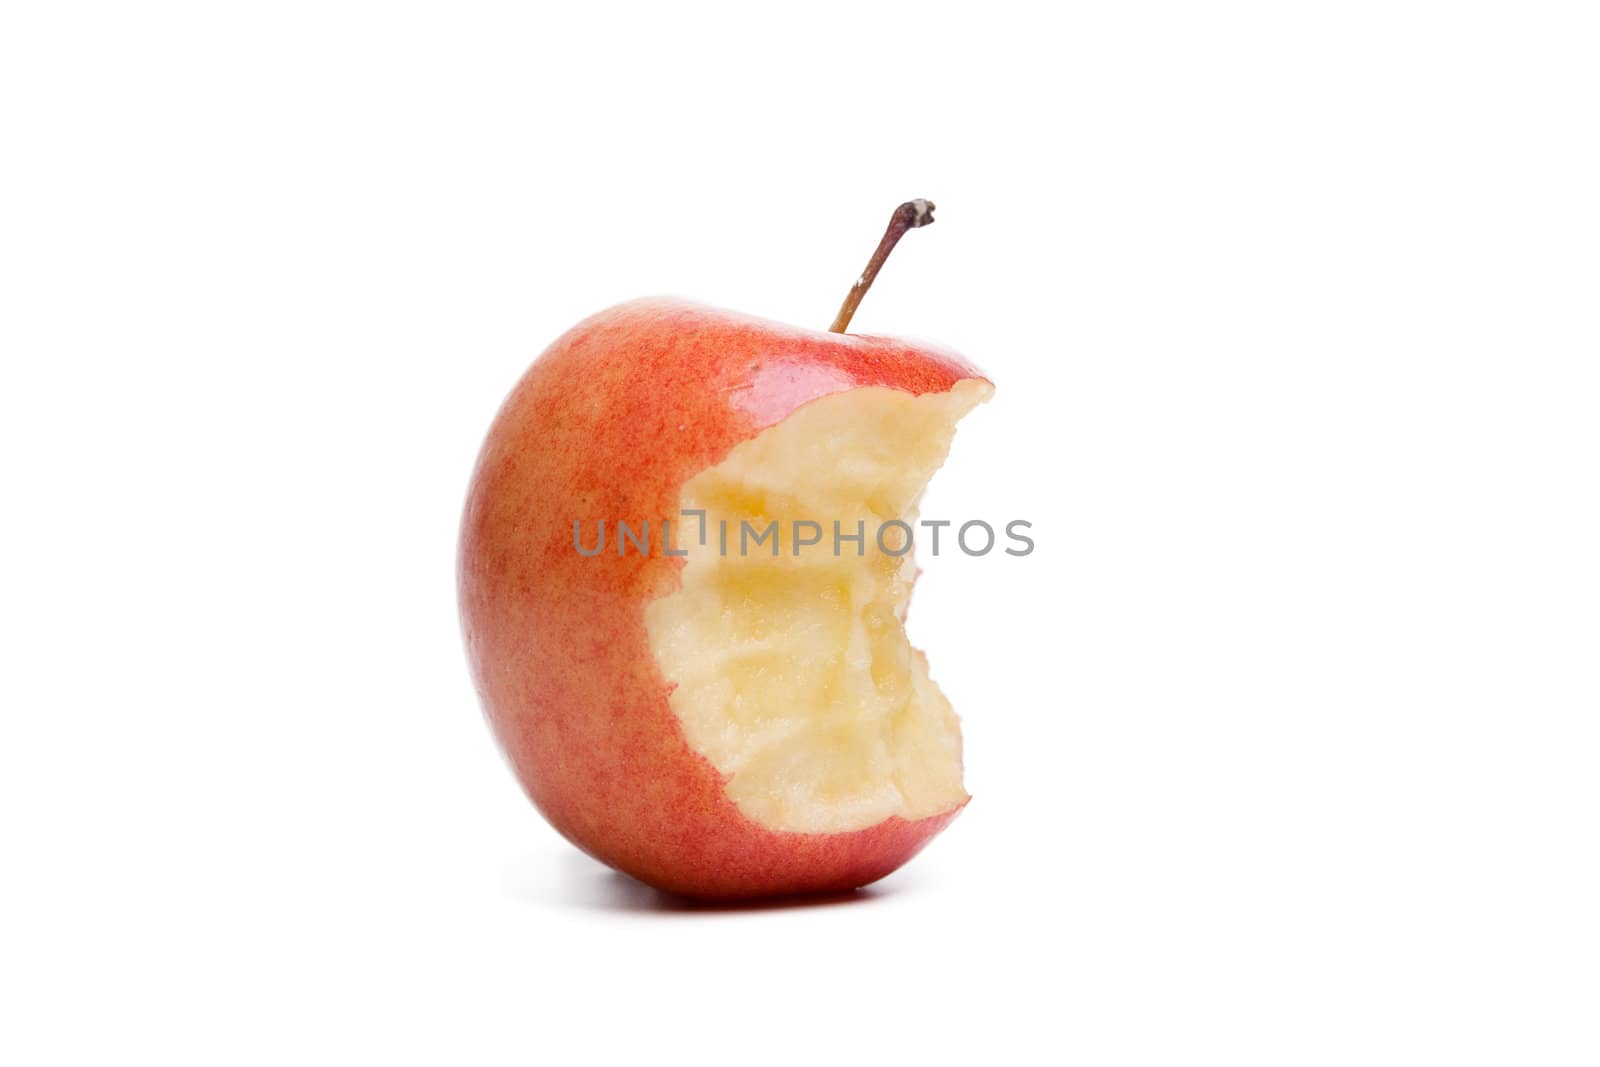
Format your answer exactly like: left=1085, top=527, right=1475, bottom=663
left=3, top=2, right=1597, bottom=1063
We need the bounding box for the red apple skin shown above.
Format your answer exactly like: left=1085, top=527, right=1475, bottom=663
left=459, top=298, right=986, bottom=899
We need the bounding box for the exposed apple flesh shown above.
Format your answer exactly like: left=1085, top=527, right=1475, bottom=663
left=647, top=380, right=990, bottom=834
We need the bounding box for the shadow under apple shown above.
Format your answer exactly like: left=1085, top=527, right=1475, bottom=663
left=501, top=848, right=901, bottom=915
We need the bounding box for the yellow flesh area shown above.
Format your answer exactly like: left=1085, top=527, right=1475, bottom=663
left=645, top=380, right=991, bottom=834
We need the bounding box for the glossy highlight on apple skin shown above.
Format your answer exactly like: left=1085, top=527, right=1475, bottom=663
left=459, top=298, right=988, bottom=899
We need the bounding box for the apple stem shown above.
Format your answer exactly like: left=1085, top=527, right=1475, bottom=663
left=828, top=199, right=936, bottom=333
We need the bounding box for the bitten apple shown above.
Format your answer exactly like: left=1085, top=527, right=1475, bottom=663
left=459, top=203, right=991, bottom=899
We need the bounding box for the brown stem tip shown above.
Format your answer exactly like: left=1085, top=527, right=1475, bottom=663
left=828, top=199, right=936, bottom=334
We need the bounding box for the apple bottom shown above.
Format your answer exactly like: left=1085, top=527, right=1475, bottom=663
left=538, top=781, right=967, bottom=901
